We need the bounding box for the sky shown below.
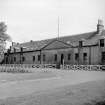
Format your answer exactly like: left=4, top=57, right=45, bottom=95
left=0, top=0, right=105, bottom=47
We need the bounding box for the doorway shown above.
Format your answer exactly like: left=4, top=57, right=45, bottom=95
left=61, top=54, right=64, bottom=65
left=101, top=52, right=105, bottom=64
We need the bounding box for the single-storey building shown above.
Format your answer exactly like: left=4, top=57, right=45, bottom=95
left=4, top=20, right=105, bottom=65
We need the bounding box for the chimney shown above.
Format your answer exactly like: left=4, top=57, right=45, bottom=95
left=14, top=48, right=16, bottom=53
left=9, top=46, right=11, bottom=53
left=30, top=40, right=33, bottom=42
left=97, top=19, right=104, bottom=34
left=12, top=42, right=17, bottom=46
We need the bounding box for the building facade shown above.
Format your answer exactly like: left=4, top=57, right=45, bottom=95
left=4, top=20, right=105, bottom=65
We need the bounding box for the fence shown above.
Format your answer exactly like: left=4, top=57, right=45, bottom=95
left=1, top=64, right=57, bottom=69
left=60, top=65, right=105, bottom=71
left=0, top=64, right=57, bottom=73
left=0, top=64, right=105, bottom=73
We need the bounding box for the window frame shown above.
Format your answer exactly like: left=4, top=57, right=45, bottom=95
left=33, top=56, right=35, bottom=62
left=75, top=53, right=79, bottom=61
left=68, top=54, right=71, bottom=60
left=38, top=55, right=41, bottom=61
left=83, top=53, right=87, bottom=61
left=22, top=56, right=25, bottom=62
left=102, top=52, right=105, bottom=62
left=14, top=57, right=16, bottom=62
left=100, top=39, right=104, bottom=47
left=43, top=54, right=46, bottom=62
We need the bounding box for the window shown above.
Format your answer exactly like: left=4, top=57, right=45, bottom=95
left=22, top=56, right=25, bottom=62
left=54, top=54, right=57, bottom=61
left=100, top=39, right=104, bottom=47
left=75, top=53, right=79, bottom=60
left=33, top=56, right=35, bottom=62
left=38, top=55, right=41, bottom=61
left=102, top=52, right=105, bottom=61
left=83, top=53, right=87, bottom=61
left=68, top=54, right=71, bottom=60
left=43, top=54, right=46, bottom=61
left=14, top=57, right=16, bottom=62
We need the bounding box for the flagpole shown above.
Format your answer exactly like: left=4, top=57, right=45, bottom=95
left=58, top=16, right=59, bottom=38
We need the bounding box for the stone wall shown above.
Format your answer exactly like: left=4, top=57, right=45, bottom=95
left=4, top=46, right=100, bottom=65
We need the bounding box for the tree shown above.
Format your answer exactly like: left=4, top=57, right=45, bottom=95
left=0, top=22, right=11, bottom=41
left=0, top=22, right=11, bottom=63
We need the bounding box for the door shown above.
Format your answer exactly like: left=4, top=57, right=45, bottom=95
left=102, top=52, right=105, bottom=64
left=61, top=54, right=64, bottom=65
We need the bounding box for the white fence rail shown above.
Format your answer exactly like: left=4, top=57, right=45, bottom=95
left=60, top=65, right=105, bottom=71
left=0, top=64, right=57, bottom=73
left=1, top=64, right=57, bottom=68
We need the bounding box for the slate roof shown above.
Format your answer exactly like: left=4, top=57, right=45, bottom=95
left=58, top=31, right=97, bottom=46
left=41, top=39, right=73, bottom=50
left=83, top=30, right=105, bottom=46
left=11, top=39, right=53, bottom=52
left=10, top=30, right=105, bottom=52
